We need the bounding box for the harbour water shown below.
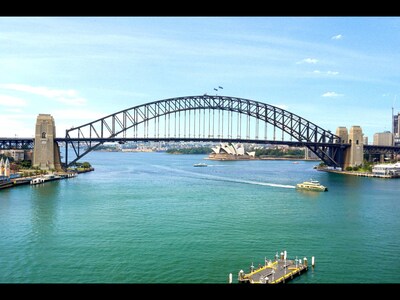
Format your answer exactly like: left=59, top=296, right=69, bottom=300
left=1, top=151, right=400, bottom=283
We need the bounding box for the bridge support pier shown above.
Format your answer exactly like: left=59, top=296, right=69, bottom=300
left=33, top=114, right=63, bottom=171
left=336, top=126, right=364, bottom=169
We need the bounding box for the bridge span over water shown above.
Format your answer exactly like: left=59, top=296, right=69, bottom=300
left=1, top=95, right=399, bottom=169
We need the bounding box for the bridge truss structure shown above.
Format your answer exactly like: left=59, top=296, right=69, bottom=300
left=64, top=95, right=347, bottom=167
left=0, top=138, right=34, bottom=150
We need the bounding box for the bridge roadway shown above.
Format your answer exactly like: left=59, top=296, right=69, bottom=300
left=2, top=136, right=400, bottom=149
left=0, top=136, right=348, bottom=168
left=1, top=136, right=344, bottom=149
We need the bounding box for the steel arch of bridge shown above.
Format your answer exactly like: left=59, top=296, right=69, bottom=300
left=65, top=95, right=346, bottom=167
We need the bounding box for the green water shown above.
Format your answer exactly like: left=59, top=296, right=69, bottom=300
left=1, top=152, right=400, bottom=283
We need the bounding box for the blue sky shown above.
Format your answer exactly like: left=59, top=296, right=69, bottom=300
left=0, top=17, right=399, bottom=140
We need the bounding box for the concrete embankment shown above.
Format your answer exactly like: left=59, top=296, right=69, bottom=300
left=318, top=168, right=398, bottom=178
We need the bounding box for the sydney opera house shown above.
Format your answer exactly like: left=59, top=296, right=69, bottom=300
left=208, top=143, right=256, bottom=160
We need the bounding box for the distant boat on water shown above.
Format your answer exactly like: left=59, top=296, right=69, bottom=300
left=193, top=163, right=208, bottom=167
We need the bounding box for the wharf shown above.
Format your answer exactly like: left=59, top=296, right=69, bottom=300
left=0, top=178, right=31, bottom=190
left=1, top=172, right=78, bottom=190
left=237, top=252, right=311, bottom=284
left=319, top=169, right=399, bottom=178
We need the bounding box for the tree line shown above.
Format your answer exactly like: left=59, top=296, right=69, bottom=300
left=166, top=147, right=212, bottom=154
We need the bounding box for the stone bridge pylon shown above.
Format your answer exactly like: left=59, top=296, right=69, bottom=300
left=32, top=114, right=63, bottom=171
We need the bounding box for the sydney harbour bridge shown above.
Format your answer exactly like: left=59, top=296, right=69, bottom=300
left=1, top=95, right=399, bottom=169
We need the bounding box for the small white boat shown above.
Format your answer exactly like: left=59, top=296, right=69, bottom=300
left=296, top=179, right=328, bottom=192
left=30, top=177, right=45, bottom=185
left=30, top=174, right=63, bottom=185
left=193, top=163, right=208, bottom=167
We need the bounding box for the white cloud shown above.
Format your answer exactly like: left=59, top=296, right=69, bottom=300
left=322, top=91, right=343, bottom=97
left=297, top=58, right=318, bottom=64
left=0, top=83, right=86, bottom=106
left=4, top=108, right=23, bottom=113
left=0, top=94, right=28, bottom=107
left=327, top=71, right=339, bottom=75
left=312, top=70, right=339, bottom=76
left=331, top=34, right=343, bottom=40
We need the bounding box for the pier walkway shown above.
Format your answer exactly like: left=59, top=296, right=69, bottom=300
left=237, top=252, right=311, bottom=284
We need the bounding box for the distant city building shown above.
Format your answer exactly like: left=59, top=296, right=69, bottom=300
left=393, top=112, right=400, bottom=136
left=393, top=112, right=400, bottom=146
left=24, top=150, right=33, bottom=161
left=395, top=136, right=400, bottom=147
left=373, top=131, right=393, bottom=146
left=0, top=149, right=32, bottom=161
left=305, top=148, right=319, bottom=160
left=9, top=149, right=24, bottom=161
left=363, top=136, right=368, bottom=145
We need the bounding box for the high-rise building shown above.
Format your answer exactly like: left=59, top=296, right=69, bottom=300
left=373, top=131, right=393, bottom=146
left=394, top=112, right=399, bottom=135
left=394, top=112, right=400, bottom=146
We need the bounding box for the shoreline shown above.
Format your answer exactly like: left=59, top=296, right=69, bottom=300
left=318, top=168, right=399, bottom=179
left=0, top=168, right=94, bottom=191
left=205, top=156, right=319, bottom=161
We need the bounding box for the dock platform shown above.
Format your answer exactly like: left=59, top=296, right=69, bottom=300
left=237, top=251, right=311, bottom=284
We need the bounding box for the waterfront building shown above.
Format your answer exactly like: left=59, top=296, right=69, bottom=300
left=9, top=150, right=24, bottom=161
left=0, top=150, right=33, bottom=162
left=209, top=143, right=255, bottom=160
left=304, top=148, right=319, bottom=160
left=24, top=150, right=33, bottom=161
left=372, top=162, right=400, bottom=176
left=373, top=131, right=393, bottom=146
left=4, top=158, right=10, bottom=177
left=0, top=158, right=4, bottom=177
left=0, top=157, right=11, bottom=179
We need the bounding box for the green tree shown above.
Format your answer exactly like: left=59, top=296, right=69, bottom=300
left=82, top=162, right=92, bottom=169
left=18, top=160, right=32, bottom=169
left=166, top=147, right=211, bottom=154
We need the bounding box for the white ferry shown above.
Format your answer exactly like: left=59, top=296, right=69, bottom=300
left=372, top=162, right=400, bottom=176
left=296, top=180, right=328, bottom=192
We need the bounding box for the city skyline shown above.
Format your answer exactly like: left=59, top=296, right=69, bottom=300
left=1, top=17, right=400, bottom=139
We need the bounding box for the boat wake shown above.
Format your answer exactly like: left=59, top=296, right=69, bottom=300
left=151, top=165, right=296, bottom=189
